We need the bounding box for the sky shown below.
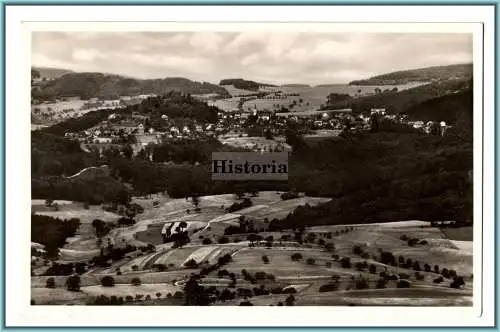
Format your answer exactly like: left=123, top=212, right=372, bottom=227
left=32, top=31, right=472, bottom=85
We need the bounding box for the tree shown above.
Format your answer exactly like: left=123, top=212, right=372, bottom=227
left=45, top=277, right=56, bottom=289
left=183, top=277, right=210, bottom=305
left=306, top=258, right=316, bottom=265
left=101, top=276, right=115, bottom=287
left=340, top=257, right=351, bottom=268
left=122, top=144, right=134, bottom=159
left=291, top=253, right=303, bottom=261
left=191, top=196, right=200, bottom=211
left=262, top=255, right=270, bottom=264
left=369, top=264, right=377, bottom=274
left=450, top=276, right=465, bottom=289
left=285, top=294, right=295, bottom=306
left=218, top=237, right=229, bottom=244
left=31, top=69, right=40, bottom=84
left=131, top=277, right=141, bottom=286
left=247, top=233, right=258, bottom=246
left=202, top=238, right=212, bottom=245
left=66, top=275, right=81, bottom=292
left=434, top=265, right=440, bottom=274
left=325, top=243, right=335, bottom=252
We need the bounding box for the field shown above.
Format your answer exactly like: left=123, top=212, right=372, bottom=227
left=31, top=193, right=473, bottom=306
left=218, top=133, right=291, bottom=151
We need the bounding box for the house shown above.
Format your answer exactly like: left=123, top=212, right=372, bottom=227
left=137, top=124, right=145, bottom=135
left=170, top=126, right=180, bottom=135
left=371, top=108, right=386, bottom=116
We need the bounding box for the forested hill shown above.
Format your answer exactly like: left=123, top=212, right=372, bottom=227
left=326, top=78, right=472, bottom=123
left=349, top=63, right=472, bottom=86
left=32, top=72, right=230, bottom=100
left=219, top=78, right=276, bottom=91
left=31, top=67, right=73, bottom=80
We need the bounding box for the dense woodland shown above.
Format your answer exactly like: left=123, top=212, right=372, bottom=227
left=329, top=79, right=472, bottom=121
left=219, top=78, right=275, bottom=91
left=31, top=214, right=80, bottom=257
left=32, top=80, right=474, bottom=225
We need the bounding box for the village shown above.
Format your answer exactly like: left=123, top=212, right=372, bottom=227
left=46, top=88, right=452, bottom=160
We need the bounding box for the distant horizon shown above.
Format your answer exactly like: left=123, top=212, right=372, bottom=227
left=32, top=31, right=472, bottom=86
left=32, top=62, right=473, bottom=87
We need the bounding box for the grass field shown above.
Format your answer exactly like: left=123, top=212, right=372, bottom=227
left=32, top=193, right=473, bottom=306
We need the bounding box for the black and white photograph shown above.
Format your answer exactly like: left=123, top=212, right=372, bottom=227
left=5, top=4, right=495, bottom=328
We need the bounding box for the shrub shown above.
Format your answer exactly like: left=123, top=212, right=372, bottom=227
left=239, top=301, right=253, bottom=306
left=270, top=287, right=283, bottom=294
left=184, top=259, right=199, bottom=269
left=415, top=272, right=425, bottom=281
left=399, top=273, right=410, bottom=280
left=380, top=252, right=396, bottom=266
left=324, top=243, right=335, bottom=252
left=306, top=258, right=316, bottom=265
left=325, top=261, right=332, bottom=268
left=285, top=294, right=295, bottom=306
left=376, top=278, right=387, bottom=289
left=101, top=276, right=115, bottom=287
left=449, top=269, right=457, bottom=279
left=397, top=280, right=411, bottom=288
left=407, top=238, right=419, bottom=246
left=255, top=272, right=267, bottom=280
left=319, top=283, right=338, bottom=292
left=413, top=262, right=421, bottom=271
left=353, top=245, right=364, bottom=255
left=450, top=276, right=465, bottom=289
left=434, top=265, right=440, bottom=274
left=66, top=275, right=81, bottom=292
left=424, top=264, right=431, bottom=272
left=261, top=255, right=269, bottom=264
left=125, top=295, right=134, bottom=302
left=340, top=257, right=351, bottom=268
left=202, top=238, right=212, bottom=245
left=400, top=234, right=408, bottom=241
left=355, top=261, right=367, bottom=271
left=45, top=277, right=56, bottom=289
left=291, top=253, right=303, bottom=261
left=419, top=240, right=428, bottom=245
left=131, top=277, right=141, bottom=286
left=173, top=291, right=184, bottom=299
left=355, top=278, right=369, bottom=290
left=218, top=237, right=229, bottom=244
left=369, top=264, right=377, bottom=274
left=283, top=287, right=297, bottom=294
left=441, top=268, right=451, bottom=279
left=361, top=252, right=370, bottom=259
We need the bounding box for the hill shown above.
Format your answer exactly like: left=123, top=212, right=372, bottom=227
left=219, top=78, right=276, bottom=91
left=32, top=66, right=74, bottom=80
left=405, top=89, right=472, bottom=124
left=349, top=63, right=473, bottom=86
left=281, top=84, right=311, bottom=88
left=326, top=78, right=472, bottom=122
left=33, top=73, right=230, bottom=100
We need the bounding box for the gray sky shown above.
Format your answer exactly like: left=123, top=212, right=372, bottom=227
left=32, top=31, right=472, bottom=85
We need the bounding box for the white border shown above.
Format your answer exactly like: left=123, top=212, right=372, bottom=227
left=6, top=5, right=495, bottom=327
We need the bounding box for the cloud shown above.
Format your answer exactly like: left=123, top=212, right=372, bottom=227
left=31, top=31, right=472, bottom=85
